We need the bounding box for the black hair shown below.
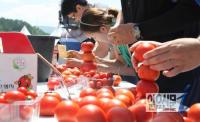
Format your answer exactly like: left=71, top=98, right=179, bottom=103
left=61, top=0, right=88, bottom=17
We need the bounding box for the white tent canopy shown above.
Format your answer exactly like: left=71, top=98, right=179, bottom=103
left=20, top=25, right=31, bottom=35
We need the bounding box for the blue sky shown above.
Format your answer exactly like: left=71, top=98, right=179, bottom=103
left=0, top=0, right=121, bottom=27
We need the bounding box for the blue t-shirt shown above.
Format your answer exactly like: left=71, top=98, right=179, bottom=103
left=195, top=0, right=200, bottom=6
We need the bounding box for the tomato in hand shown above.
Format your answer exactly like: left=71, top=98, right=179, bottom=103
left=187, top=103, right=200, bottom=122
left=40, top=95, right=60, bottom=116
left=81, top=42, right=95, bottom=53
left=76, top=104, right=107, bottom=122
left=107, top=107, right=135, bottom=122
left=133, top=42, right=156, bottom=62
left=137, top=64, right=160, bottom=81
left=55, top=100, right=79, bottom=122
left=82, top=52, right=95, bottom=62
left=4, top=91, right=26, bottom=103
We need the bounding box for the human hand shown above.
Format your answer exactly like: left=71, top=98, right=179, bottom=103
left=65, top=58, right=83, bottom=68
left=108, top=23, right=136, bottom=45
left=142, top=38, right=200, bottom=77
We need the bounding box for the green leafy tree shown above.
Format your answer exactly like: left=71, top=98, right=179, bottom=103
left=0, top=17, right=48, bottom=35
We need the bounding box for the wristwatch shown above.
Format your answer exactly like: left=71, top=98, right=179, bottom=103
left=133, top=24, right=141, bottom=40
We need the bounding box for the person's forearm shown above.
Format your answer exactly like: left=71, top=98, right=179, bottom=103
left=138, top=0, right=200, bottom=40
left=96, top=61, right=135, bottom=76
left=115, top=11, right=124, bottom=25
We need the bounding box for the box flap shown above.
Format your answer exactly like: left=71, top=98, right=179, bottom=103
left=0, top=32, right=35, bottom=54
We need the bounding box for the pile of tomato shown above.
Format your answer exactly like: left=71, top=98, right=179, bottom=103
left=0, top=87, right=38, bottom=121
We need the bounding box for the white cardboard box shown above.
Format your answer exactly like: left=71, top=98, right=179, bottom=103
left=0, top=54, right=37, bottom=92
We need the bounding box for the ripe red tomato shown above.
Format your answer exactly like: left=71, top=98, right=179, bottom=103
left=17, top=87, right=28, bottom=95
left=76, top=104, right=107, bottom=122
left=104, top=99, right=127, bottom=112
left=56, top=64, right=67, bottom=73
left=80, top=62, right=97, bottom=72
left=79, top=96, right=101, bottom=107
left=72, top=97, right=82, bottom=106
left=115, top=94, right=132, bottom=107
left=47, top=78, right=60, bottom=90
left=0, top=93, right=7, bottom=104
left=80, top=88, right=96, bottom=98
left=137, top=64, right=160, bottom=81
left=19, top=106, right=34, bottom=120
left=96, top=87, right=115, bottom=96
left=4, top=91, right=26, bottom=103
left=128, top=100, right=153, bottom=122
left=40, top=95, right=60, bottom=116
left=89, top=81, right=96, bottom=89
left=82, top=52, right=95, bottom=62
left=96, top=81, right=103, bottom=89
left=115, top=89, right=135, bottom=101
left=183, top=117, right=192, bottom=122
left=113, top=75, right=122, bottom=86
left=152, top=112, right=184, bottom=122
left=70, top=67, right=81, bottom=76
left=187, top=103, right=200, bottom=122
left=99, top=98, right=112, bottom=112
left=107, top=107, right=135, bottom=122
left=26, top=90, right=38, bottom=99
left=55, top=100, right=79, bottom=122
left=136, top=80, right=159, bottom=99
left=44, top=92, right=62, bottom=102
left=134, top=42, right=156, bottom=62
left=81, top=42, right=95, bottom=53
left=97, top=92, right=114, bottom=99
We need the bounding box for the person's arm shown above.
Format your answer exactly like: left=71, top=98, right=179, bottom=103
left=96, top=60, right=135, bottom=76
left=138, top=0, right=200, bottom=40
left=93, top=41, right=110, bottom=58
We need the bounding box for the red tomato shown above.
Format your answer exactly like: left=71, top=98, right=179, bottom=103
left=82, top=52, right=95, bottom=62
left=104, top=99, right=127, bottom=112
left=40, top=95, right=60, bottom=116
left=81, top=42, right=95, bottom=53
left=17, top=87, right=28, bottom=95
left=96, top=87, right=115, bottom=96
left=99, top=98, right=112, bottom=112
left=47, top=78, right=60, bottom=90
left=55, top=100, right=79, bottom=122
left=89, top=81, right=96, bottom=89
left=136, top=80, right=159, bottom=99
left=56, top=64, right=67, bottom=73
left=4, top=91, right=26, bottom=103
left=70, top=67, right=81, bottom=76
left=183, top=117, right=192, bottom=122
left=137, top=64, right=160, bottom=81
left=79, top=96, right=101, bottom=107
left=44, top=92, right=62, bottom=102
left=76, top=104, right=107, bottom=122
left=20, top=106, right=34, bottom=120
left=133, top=42, right=156, bottom=62
left=187, top=103, right=200, bottom=122
left=115, top=89, right=135, bottom=101
left=115, top=94, right=132, bottom=107
left=107, top=107, right=135, bottom=122
left=26, top=90, right=38, bottom=99
left=97, top=92, right=114, bottom=99
left=80, top=62, right=97, bottom=72
left=152, top=112, right=184, bottom=122
left=128, top=101, right=153, bottom=122
left=80, top=88, right=96, bottom=98
left=72, top=97, right=82, bottom=106
left=96, top=81, right=103, bottom=89
left=113, top=75, right=122, bottom=86
left=0, top=93, right=7, bottom=104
